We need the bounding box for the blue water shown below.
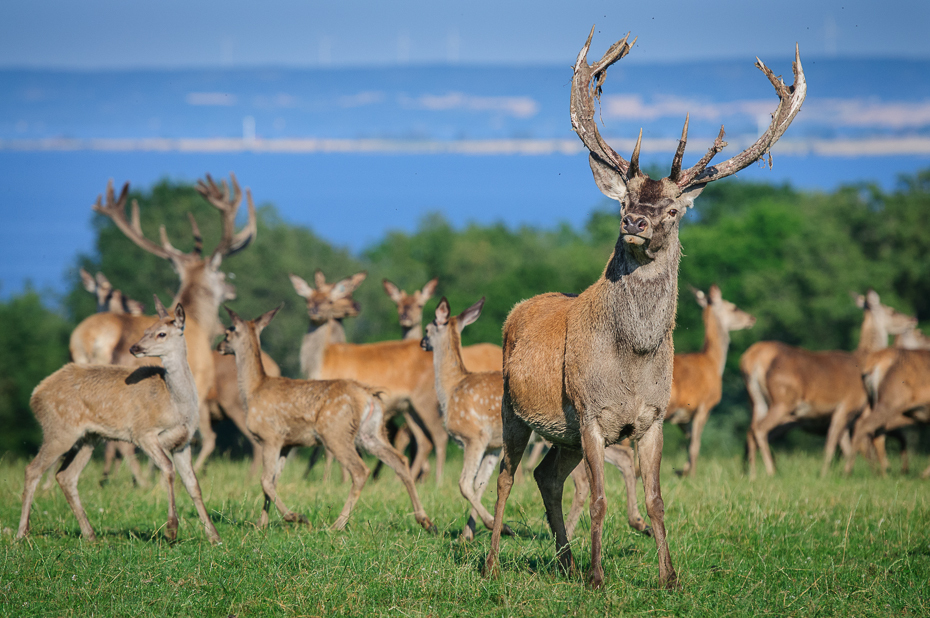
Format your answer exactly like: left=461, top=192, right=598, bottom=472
left=2, top=150, right=928, bottom=298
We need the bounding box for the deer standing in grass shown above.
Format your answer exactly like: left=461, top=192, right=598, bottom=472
left=70, top=176, right=257, bottom=472
left=292, top=270, right=446, bottom=484
left=217, top=305, right=436, bottom=531
left=382, top=277, right=503, bottom=464
left=667, top=285, right=755, bottom=476
left=846, top=326, right=930, bottom=478
left=742, top=290, right=916, bottom=479
left=483, top=28, right=806, bottom=589
left=18, top=297, right=221, bottom=544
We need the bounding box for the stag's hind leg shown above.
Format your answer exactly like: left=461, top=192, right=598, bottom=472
left=55, top=442, right=97, bottom=541
left=325, top=436, right=370, bottom=530
left=483, top=400, right=532, bottom=579
left=536, top=445, right=584, bottom=578
left=605, top=443, right=649, bottom=534
left=639, top=421, right=677, bottom=589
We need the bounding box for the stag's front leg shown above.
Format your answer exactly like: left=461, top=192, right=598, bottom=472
left=579, top=420, right=607, bottom=589
left=638, top=421, right=678, bottom=589
left=173, top=443, right=222, bottom=544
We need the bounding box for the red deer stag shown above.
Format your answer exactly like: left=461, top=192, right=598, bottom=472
left=72, top=175, right=257, bottom=472
left=292, top=270, right=446, bottom=484
left=667, top=285, right=755, bottom=475
left=742, top=290, right=915, bottom=479
left=483, top=28, right=806, bottom=589
left=18, top=296, right=221, bottom=544
left=217, top=305, right=436, bottom=531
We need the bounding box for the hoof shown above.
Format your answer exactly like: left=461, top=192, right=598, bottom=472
left=586, top=568, right=605, bottom=590
left=421, top=519, right=438, bottom=534
left=502, top=524, right=515, bottom=537
left=662, top=574, right=682, bottom=590
left=481, top=558, right=500, bottom=579
left=98, top=478, right=110, bottom=488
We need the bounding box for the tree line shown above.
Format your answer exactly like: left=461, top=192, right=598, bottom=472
left=2, top=169, right=929, bottom=457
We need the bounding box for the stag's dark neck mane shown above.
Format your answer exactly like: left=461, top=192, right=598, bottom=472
left=599, top=229, right=681, bottom=356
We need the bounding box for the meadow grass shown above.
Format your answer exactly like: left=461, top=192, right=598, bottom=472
left=0, top=446, right=927, bottom=617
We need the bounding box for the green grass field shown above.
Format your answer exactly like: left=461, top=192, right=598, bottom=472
left=1, top=447, right=927, bottom=617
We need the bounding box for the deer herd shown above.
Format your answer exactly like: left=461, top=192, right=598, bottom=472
left=13, top=28, right=927, bottom=591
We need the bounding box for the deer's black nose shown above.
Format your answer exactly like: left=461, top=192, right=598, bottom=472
left=622, top=215, right=649, bottom=235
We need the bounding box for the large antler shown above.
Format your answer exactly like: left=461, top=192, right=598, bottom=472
left=195, top=173, right=257, bottom=260
left=570, top=26, right=637, bottom=179
left=674, top=45, right=806, bottom=191
left=93, top=180, right=189, bottom=262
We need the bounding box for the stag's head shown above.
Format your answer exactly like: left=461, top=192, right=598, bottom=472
left=855, top=289, right=917, bottom=337
left=572, top=28, right=806, bottom=264
left=289, top=270, right=366, bottom=327
left=384, top=277, right=438, bottom=330
left=92, top=173, right=256, bottom=316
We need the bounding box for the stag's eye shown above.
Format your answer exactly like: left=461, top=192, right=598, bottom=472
left=668, top=208, right=679, bottom=217
left=157, top=332, right=166, bottom=338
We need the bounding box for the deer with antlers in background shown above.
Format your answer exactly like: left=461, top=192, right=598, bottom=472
left=666, top=285, right=755, bottom=476
left=483, top=27, right=805, bottom=589
left=69, top=175, right=257, bottom=472
left=742, top=290, right=916, bottom=479
left=217, top=305, right=436, bottom=532
left=18, top=296, right=221, bottom=544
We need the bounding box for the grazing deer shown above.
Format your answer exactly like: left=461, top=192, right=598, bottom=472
left=483, top=28, right=806, bottom=589
left=667, top=285, right=755, bottom=476
left=217, top=305, right=436, bottom=531
left=18, top=297, right=221, bottom=544
left=742, top=290, right=916, bottom=479
left=292, top=270, right=446, bottom=484
left=70, top=175, right=257, bottom=471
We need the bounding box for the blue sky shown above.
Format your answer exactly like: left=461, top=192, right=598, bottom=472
left=2, top=1, right=928, bottom=68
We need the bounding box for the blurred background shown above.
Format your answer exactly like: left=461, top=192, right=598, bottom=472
left=2, top=0, right=929, bottom=459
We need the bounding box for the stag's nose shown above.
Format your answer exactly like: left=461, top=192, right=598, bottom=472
left=129, top=344, right=142, bottom=357
left=622, top=215, right=649, bottom=235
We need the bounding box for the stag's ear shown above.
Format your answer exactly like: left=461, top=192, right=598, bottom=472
left=80, top=268, right=96, bottom=293
left=435, top=297, right=451, bottom=326
left=589, top=154, right=628, bottom=202
left=678, top=183, right=705, bottom=208
left=383, top=279, right=403, bottom=303
left=709, top=284, right=723, bottom=304
left=420, top=277, right=439, bottom=301
left=95, top=272, right=111, bottom=289
left=254, top=303, right=283, bottom=336
left=853, top=292, right=866, bottom=309
left=866, top=289, right=881, bottom=309
left=456, top=297, right=485, bottom=332
left=289, top=273, right=313, bottom=298
left=314, top=270, right=327, bottom=289
left=209, top=251, right=224, bottom=272
left=153, top=294, right=169, bottom=318
left=174, top=303, right=186, bottom=330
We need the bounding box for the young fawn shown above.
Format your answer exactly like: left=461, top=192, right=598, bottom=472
left=217, top=305, right=435, bottom=532
left=18, top=296, right=221, bottom=544
left=421, top=297, right=511, bottom=541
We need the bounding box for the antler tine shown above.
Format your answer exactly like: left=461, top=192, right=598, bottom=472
left=93, top=181, right=175, bottom=261
left=628, top=128, right=643, bottom=178
left=570, top=26, right=636, bottom=177
left=186, top=212, right=204, bottom=256
left=157, top=224, right=188, bottom=260
left=669, top=114, right=690, bottom=182
left=677, top=43, right=807, bottom=191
